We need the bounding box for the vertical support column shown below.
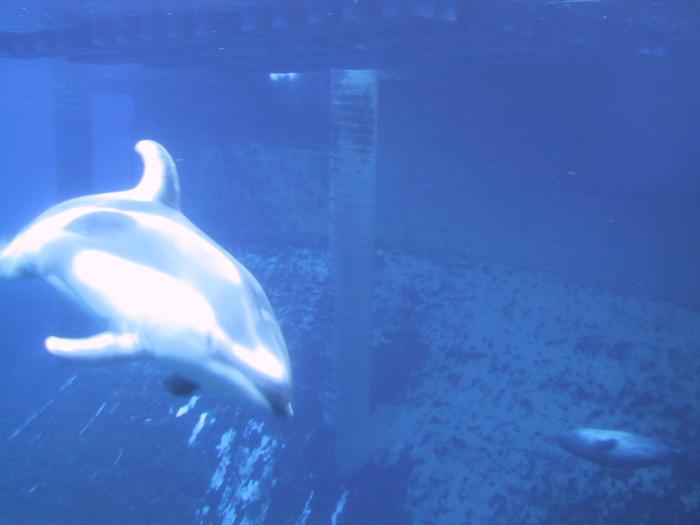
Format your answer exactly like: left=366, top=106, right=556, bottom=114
left=328, top=69, right=377, bottom=474
left=53, top=63, right=93, bottom=199
left=52, top=63, right=93, bottom=336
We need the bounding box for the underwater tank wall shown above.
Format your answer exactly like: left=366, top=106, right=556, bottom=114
left=0, top=1, right=699, bottom=524
left=120, top=59, right=700, bottom=305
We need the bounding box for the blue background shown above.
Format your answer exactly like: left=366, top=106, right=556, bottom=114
left=0, top=2, right=699, bottom=524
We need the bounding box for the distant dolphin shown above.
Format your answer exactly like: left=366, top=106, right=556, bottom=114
left=556, top=428, right=681, bottom=469
left=0, top=140, right=293, bottom=417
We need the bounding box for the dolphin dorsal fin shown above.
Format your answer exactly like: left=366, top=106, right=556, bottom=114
left=132, top=140, right=181, bottom=210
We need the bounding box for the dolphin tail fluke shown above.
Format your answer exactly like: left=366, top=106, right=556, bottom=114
left=45, top=332, right=142, bottom=362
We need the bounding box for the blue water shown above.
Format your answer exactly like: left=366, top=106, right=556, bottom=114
left=0, top=1, right=699, bottom=524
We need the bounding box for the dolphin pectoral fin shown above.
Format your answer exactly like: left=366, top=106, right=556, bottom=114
left=45, top=332, right=141, bottom=362
left=162, top=375, right=199, bottom=396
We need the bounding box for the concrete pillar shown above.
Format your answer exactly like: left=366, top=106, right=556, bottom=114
left=52, top=63, right=93, bottom=199
left=52, top=63, right=93, bottom=335
left=328, top=69, right=378, bottom=474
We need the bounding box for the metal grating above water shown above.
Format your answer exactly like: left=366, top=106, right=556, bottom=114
left=0, top=0, right=696, bottom=70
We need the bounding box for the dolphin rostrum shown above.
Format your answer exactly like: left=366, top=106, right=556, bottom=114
left=0, top=140, right=293, bottom=417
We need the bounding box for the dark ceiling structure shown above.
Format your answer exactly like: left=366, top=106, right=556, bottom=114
left=0, top=0, right=696, bottom=71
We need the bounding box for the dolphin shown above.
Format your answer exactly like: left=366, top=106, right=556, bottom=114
left=0, top=140, right=293, bottom=417
left=556, top=428, right=682, bottom=469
